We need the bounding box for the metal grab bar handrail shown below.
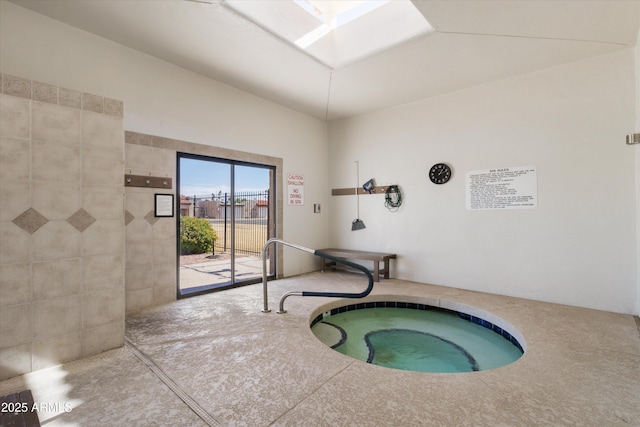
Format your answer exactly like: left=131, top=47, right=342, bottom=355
left=261, top=238, right=374, bottom=313
left=261, top=238, right=314, bottom=312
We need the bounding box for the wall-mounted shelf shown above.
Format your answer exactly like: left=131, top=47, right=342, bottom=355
left=332, top=186, right=398, bottom=196
left=125, top=174, right=172, bottom=189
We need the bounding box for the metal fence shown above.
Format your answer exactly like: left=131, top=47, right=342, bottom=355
left=187, top=190, right=270, bottom=256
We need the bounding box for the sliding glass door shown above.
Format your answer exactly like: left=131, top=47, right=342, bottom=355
left=177, top=153, right=276, bottom=297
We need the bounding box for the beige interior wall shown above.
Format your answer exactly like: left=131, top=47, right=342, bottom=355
left=328, top=49, right=637, bottom=314
left=0, top=74, right=125, bottom=380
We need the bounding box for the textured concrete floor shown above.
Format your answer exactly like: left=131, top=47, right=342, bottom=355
left=1, top=272, right=639, bottom=426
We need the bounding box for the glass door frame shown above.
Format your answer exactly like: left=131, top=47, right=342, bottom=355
left=176, top=152, right=278, bottom=298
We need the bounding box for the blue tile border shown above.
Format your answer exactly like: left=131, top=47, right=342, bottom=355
left=310, top=301, right=524, bottom=354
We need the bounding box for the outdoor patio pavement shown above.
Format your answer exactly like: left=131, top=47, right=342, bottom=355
left=179, top=256, right=265, bottom=291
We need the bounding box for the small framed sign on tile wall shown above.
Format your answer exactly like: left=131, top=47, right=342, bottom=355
left=155, top=194, right=174, bottom=217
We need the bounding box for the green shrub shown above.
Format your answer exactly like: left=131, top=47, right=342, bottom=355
left=180, top=216, right=217, bottom=255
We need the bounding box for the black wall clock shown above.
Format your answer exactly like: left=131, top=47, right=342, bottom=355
left=429, top=163, right=452, bottom=184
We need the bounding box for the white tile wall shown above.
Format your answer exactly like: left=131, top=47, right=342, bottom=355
left=124, top=133, right=177, bottom=312
left=0, top=74, right=125, bottom=380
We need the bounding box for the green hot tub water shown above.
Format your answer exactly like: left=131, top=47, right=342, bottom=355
left=311, top=306, right=523, bottom=373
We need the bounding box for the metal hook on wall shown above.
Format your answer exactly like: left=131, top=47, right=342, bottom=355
left=626, top=133, right=640, bottom=145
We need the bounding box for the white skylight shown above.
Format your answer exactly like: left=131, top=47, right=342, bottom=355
left=292, top=1, right=391, bottom=49
left=224, top=0, right=433, bottom=68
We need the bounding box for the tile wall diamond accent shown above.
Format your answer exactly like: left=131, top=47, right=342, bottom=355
left=124, top=210, right=135, bottom=226
left=12, top=208, right=49, bottom=234
left=66, top=208, right=96, bottom=232
left=144, top=210, right=158, bottom=226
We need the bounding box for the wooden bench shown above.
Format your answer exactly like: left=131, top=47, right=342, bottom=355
left=317, top=248, right=396, bottom=282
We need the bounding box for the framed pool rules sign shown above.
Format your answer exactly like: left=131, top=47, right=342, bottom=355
left=466, top=165, right=537, bottom=210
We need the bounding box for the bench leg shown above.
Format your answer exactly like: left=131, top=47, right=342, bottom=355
left=321, top=260, right=330, bottom=273
left=322, top=260, right=338, bottom=273
left=382, top=257, right=390, bottom=279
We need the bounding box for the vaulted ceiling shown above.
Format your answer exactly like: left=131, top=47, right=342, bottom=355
left=9, top=0, right=640, bottom=121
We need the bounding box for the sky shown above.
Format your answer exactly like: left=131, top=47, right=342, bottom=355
left=179, top=158, right=271, bottom=197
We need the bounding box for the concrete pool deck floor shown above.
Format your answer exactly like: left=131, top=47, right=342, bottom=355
left=1, top=272, right=639, bottom=426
